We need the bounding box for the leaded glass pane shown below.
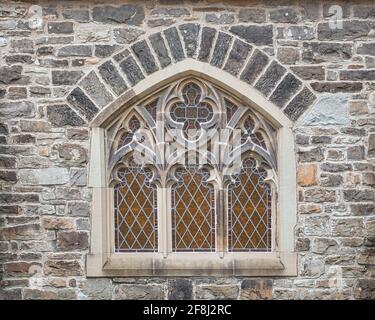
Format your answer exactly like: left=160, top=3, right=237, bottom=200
left=114, top=165, right=157, bottom=252
left=228, top=158, right=272, bottom=251
left=171, top=166, right=215, bottom=252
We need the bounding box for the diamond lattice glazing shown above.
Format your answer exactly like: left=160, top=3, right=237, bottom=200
left=228, top=157, right=272, bottom=251
left=114, top=166, right=157, bottom=252
left=171, top=166, right=215, bottom=252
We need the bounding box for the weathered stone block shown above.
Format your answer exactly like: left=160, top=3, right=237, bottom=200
left=62, top=9, right=90, bottom=22
left=147, top=18, right=175, bottom=28
left=164, top=27, right=185, bottom=62
left=39, top=59, right=69, bottom=68
left=0, top=224, right=40, bottom=241
left=353, top=5, right=375, bottom=18
left=98, top=61, right=127, bottom=96
left=19, top=168, right=69, bottom=185
left=67, top=87, right=99, bottom=121
left=57, top=231, right=89, bottom=251
left=67, top=202, right=90, bottom=217
left=132, top=40, right=158, bottom=75
left=343, top=189, right=374, bottom=202
left=44, top=260, right=83, bottom=276
left=270, top=8, right=299, bottom=23
left=151, top=8, right=190, bottom=17
left=269, top=74, right=302, bottom=108
left=52, top=70, right=84, bottom=85
left=304, top=188, right=336, bottom=203
left=240, top=49, right=269, bottom=85
left=80, top=279, right=112, bottom=300
left=46, top=105, right=85, bottom=127
left=340, top=70, right=375, bottom=81
left=295, top=237, right=310, bottom=251
left=300, top=256, right=325, bottom=278
left=312, top=238, right=338, bottom=254
left=302, top=42, right=352, bottom=63
left=331, top=218, right=364, bottom=237
left=210, top=32, right=232, bottom=68
left=206, top=13, right=234, bottom=24
left=349, top=101, right=369, bottom=116
left=240, top=279, right=272, bottom=300
left=299, top=204, right=322, bottom=214
left=92, top=5, right=144, bottom=25
left=255, top=61, right=286, bottom=97
left=113, top=27, right=144, bottom=44
left=0, top=65, right=22, bottom=84
left=357, top=43, right=375, bottom=56
left=7, top=87, right=27, bottom=100
left=351, top=204, right=375, bottom=216
left=79, top=71, right=113, bottom=108
left=277, top=47, right=299, bottom=65
left=179, top=23, right=200, bottom=58
left=284, top=87, right=316, bottom=121
left=355, top=279, right=375, bottom=299
left=301, top=93, right=350, bottom=126
left=321, top=163, right=352, bottom=173
left=297, top=164, right=317, bottom=187
left=53, top=143, right=87, bottom=166
left=42, top=217, right=74, bottom=230
left=48, top=22, right=73, bottom=34
left=0, top=156, right=16, bottom=169
left=279, top=26, right=314, bottom=40
left=238, top=8, right=266, bottom=23
left=113, top=284, right=165, bottom=300
left=195, top=285, right=239, bottom=300
left=4, top=262, right=42, bottom=277
left=290, top=66, right=325, bottom=80
left=10, top=39, right=33, bottom=54
left=95, top=45, right=121, bottom=58
left=230, top=25, right=273, bottom=46
left=58, top=45, right=92, bottom=57
left=168, top=279, right=192, bottom=300
left=223, top=39, right=252, bottom=76
left=347, top=146, right=365, bottom=161
left=320, top=174, right=343, bottom=188
left=149, top=32, right=171, bottom=68
left=298, top=147, right=324, bottom=162
left=362, top=172, right=375, bottom=186
left=119, top=56, right=145, bottom=86
left=5, top=54, right=34, bottom=64
left=0, top=101, right=34, bottom=119
left=198, top=27, right=216, bottom=62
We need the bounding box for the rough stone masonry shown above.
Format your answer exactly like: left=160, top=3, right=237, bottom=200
left=0, top=0, right=374, bottom=300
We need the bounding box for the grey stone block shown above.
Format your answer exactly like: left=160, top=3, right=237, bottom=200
left=132, top=40, right=158, bottom=74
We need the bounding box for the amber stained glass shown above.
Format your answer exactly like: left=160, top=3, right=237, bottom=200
left=114, top=166, right=157, bottom=252
left=228, top=158, right=271, bottom=251
left=171, top=166, right=215, bottom=251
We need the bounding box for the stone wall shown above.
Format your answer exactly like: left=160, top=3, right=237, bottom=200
left=0, top=0, right=374, bottom=300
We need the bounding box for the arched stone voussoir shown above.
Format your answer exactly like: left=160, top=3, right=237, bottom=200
left=65, top=23, right=318, bottom=124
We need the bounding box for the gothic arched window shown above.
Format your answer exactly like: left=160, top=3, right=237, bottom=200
left=88, top=71, right=297, bottom=277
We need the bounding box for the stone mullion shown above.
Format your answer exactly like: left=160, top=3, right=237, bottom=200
left=215, top=188, right=226, bottom=257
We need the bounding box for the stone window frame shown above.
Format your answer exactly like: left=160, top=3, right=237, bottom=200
left=87, top=61, right=297, bottom=277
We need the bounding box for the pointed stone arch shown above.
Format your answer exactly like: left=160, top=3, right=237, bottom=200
left=86, top=36, right=299, bottom=276
left=62, top=23, right=317, bottom=126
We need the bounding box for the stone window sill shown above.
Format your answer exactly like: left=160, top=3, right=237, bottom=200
left=86, top=252, right=297, bottom=277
